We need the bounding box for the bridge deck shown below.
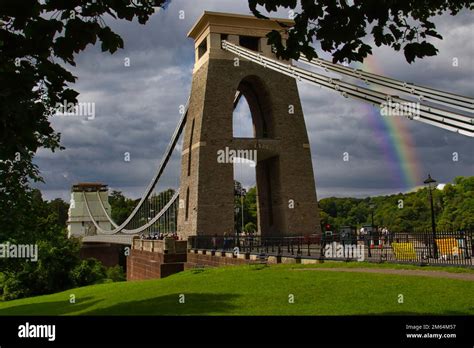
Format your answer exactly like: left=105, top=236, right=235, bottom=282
left=82, top=234, right=135, bottom=245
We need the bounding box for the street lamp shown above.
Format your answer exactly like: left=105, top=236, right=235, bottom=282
left=240, top=188, right=247, bottom=235
left=423, top=174, right=437, bottom=258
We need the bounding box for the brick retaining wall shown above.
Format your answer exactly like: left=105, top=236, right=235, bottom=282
left=126, top=238, right=188, bottom=281
left=127, top=241, right=323, bottom=281
left=127, top=249, right=186, bottom=280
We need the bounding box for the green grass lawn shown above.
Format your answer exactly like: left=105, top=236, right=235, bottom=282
left=0, top=263, right=473, bottom=316
left=289, top=260, right=474, bottom=273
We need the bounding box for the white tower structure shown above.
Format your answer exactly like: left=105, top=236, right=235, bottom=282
left=67, top=183, right=112, bottom=238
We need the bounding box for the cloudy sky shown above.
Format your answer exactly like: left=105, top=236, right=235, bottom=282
left=35, top=0, right=473, bottom=201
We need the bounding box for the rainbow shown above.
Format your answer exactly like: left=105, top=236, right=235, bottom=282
left=357, top=55, right=423, bottom=191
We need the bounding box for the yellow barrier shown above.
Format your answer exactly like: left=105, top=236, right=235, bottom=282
left=436, top=238, right=460, bottom=257
left=391, top=242, right=417, bottom=260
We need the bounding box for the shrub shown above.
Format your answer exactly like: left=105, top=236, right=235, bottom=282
left=106, top=265, right=126, bottom=282
left=71, top=258, right=107, bottom=287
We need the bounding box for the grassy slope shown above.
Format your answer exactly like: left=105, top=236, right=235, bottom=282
left=0, top=263, right=473, bottom=316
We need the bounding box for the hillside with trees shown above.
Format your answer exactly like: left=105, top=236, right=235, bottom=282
left=235, top=176, right=474, bottom=233
left=318, top=176, right=474, bottom=232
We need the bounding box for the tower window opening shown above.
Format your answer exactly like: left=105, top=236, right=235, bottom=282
left=198, top=39, right=207, bottom=59
left=239, top=36, right=259, bottom=52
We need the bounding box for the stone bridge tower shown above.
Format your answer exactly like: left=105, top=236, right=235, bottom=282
left=177, top=12, right=321, bottom=239
left=67, top=183, right=112, bottom=238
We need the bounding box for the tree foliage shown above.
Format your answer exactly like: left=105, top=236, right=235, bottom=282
left=318, top=176, right=474, bottom=232
left=109, top=189, right=176, bottom=231
left=70, top=258, right=107, bottom=287
left=235, top=176, right=474, bottom=234
left=109, top=190, right=137, bottom=225
left=0, top=0, right=167, bottom=244
left=0, top=189, right=123, bottom=301
left=234, top=184, right=258, bottom=233
left=248, top=0, right=473, bottom=63
left=0, top=189, right=80, bottom=300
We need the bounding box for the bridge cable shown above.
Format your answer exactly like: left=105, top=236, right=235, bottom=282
left=83, top=190, right=179, bottom=234
left=222, top=41, right=473, bottom=137
left=86, top=90, right=244, bottom=234
left=299, top=56, right=474, bottom=113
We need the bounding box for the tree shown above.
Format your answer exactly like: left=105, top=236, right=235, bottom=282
left=437, top=177, right=474, bottom=229
left=0, top=188, right=126, bottom=300
left=48, top=198, right=69, bottom=227
left=0, top=202, right=83, bottom=300
left=0, top=0, right=168, bottom=243
left=233, top=182, right=258, bottom=233
left=245, top=187, right=258, bottom=222
left=248, top=0, right=473, bottom=63
left=317, top=176, right=474, bottom=233
left=109, top=190, right=136, bottom=225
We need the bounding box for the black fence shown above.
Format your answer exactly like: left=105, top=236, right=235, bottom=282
left=188, top=230, right=474, bottom=267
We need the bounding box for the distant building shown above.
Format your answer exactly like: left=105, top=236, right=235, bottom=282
left=67, top=183, right=112, bottom=238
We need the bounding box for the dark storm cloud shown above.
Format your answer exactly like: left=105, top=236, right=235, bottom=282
left=295, top=8, right=473, bottom=197
left=34, top=0, right=473, bottom=201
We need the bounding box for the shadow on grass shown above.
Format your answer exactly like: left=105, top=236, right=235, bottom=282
left=0, top=296, right=102, bottom=316
left=1, top=294, right=470, bottom=316
left=375, top=310, right=474, bottom=316
left=87, top=293, right=241, bottom=315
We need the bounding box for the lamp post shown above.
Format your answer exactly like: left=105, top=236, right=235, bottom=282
left=423, top=174, right=437, bottom=258
left=234, top=180, right=242, bottom=233
left=241, top=188, right=247, bottom=235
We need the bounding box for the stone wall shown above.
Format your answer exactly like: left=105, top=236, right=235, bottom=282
left=185, top=249, right=323, bottom=269
left=185, top=250, right=251, bottom=269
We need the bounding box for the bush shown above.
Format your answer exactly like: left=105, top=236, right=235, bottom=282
left=106, top=265, right=126, bottom=282
left=2, top=277, right=26, bottom=301
left=0, top=273, right=4, bottom=299
left=71, top=258, right=107, bottom=287
left=244, top=222, right=256, bottom=233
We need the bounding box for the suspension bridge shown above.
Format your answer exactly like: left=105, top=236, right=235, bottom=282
left=68, top=11, right=473, bottom=251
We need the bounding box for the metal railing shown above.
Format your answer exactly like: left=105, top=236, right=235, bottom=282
left=188, top=230, right=474, bottom=267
